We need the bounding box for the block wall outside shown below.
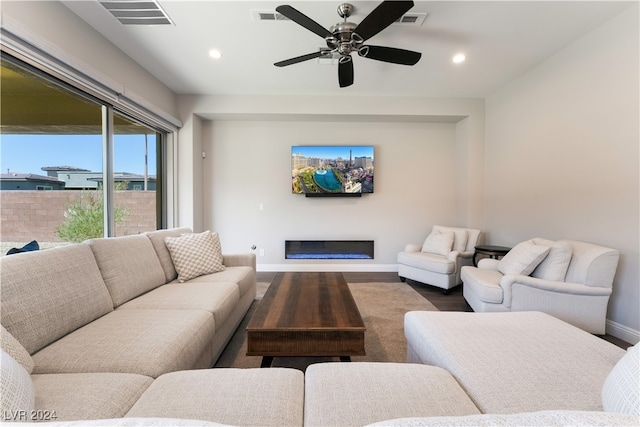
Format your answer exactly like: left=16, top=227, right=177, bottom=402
left=0, top=190, right=157, bottom=243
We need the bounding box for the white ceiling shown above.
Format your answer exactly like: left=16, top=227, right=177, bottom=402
left=62, top=1, right=632, bottom=97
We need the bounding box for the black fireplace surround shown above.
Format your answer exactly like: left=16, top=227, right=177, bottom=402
left=285, top=240, right=374, bottom=260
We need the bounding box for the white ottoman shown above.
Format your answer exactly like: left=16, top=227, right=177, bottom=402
left=404, top=311, right=625, bottom=414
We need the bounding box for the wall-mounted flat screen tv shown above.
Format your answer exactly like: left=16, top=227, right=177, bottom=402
left=292, top=145, right=374, bottom=197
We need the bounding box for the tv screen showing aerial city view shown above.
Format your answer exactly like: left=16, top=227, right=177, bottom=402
left=291, top=145, right=374, bottom=195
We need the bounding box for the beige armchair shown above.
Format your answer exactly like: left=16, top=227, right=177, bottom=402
left=397, top=225, right=482, bottom=294
left=461, top=238, right=620, bottom=334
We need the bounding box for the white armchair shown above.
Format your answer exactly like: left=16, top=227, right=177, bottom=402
left=461, top=238, right=620, bottom=334
left=397, top=225, right=482, bottom=294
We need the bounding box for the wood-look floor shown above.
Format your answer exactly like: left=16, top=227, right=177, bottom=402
left=256, top=271, right=631, bottom=349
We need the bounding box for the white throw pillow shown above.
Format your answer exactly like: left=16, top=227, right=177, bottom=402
left=602, top=343, right=640, bottom=416
left=531, top=238, right=573, bottom=281
left=433, top=226, right=468, bottom=252
left=498, top=241, right=550, bottom=276
left=452, top=229, right=468, bottom=252
left=0, top=349, right=35, bottom=421
left=421, top=230, right=454, bottom=256
left=165, top=231, right=225, bottom=282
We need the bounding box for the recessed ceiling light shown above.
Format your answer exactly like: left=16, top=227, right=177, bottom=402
left=452, top=53, right=466, bottom=64
left=209, top=49, right=223, bottom=60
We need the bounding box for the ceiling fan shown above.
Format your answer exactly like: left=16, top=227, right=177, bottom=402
left=274, top=1, right=422, bottom=88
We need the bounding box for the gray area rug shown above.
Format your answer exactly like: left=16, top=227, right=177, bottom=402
left=214, top=282, right=439, bottom=371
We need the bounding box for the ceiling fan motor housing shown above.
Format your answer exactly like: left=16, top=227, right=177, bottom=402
left=328, top=21, right=362, bottom=57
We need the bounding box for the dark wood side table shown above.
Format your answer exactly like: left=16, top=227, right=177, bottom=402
left=473, top=245, right=511, bottom=267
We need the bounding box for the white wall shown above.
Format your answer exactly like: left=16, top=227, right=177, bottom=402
left=176, top=95, right=486, bottom=270
left=484, top=5, right=639, bottom=341
left=175, top=113, right=204, bottom=231
left=202, top=120, right=458, bottom=270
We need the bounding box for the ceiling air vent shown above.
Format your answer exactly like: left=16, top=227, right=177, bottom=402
left=251, top=10, right=290, bottom=22
left=394, top=13, right=428, bottom=25
left=251, top=10, right=425, bottom=25
left=100, top=1, right=173, bottom=25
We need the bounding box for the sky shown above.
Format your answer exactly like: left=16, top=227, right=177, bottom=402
left=291, top=145, right=374, bottom=160
left=1, top=134, right=157, bottom=176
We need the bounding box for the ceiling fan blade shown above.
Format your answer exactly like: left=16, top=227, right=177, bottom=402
left=338, top=59, right=354, bottom=88
left=354, top=1, right=414, bottom=42
left=360, top=45, right=421, bottom=65
left=275, top=51, right=324, bottom=67
left=276, top=5, right=332, bottom=39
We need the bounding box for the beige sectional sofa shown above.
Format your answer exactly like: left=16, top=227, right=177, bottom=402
left=1, top=228, right=305, bottom=425
left=1, top=231, right=638, bottom=425
left=2, top=228, right=256, bottom=379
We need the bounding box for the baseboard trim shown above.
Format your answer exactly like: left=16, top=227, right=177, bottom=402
left=257, top=264, right=398, bottom=272
left=606, top=319, right=640, bottom=344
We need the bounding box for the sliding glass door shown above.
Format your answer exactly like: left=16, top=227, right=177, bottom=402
left=0, top=54, right=166, bottom=254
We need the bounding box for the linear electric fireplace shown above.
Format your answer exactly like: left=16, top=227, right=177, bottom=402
left=285, top=240, right=374, bottom=260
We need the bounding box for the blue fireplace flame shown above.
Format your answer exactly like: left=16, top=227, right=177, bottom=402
left=285, top=240, right=374, bottom=260
left=286, top=253, right=372, bottom=259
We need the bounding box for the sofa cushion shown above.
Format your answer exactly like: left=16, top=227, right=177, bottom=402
left=126, top=368, right=304, bottom=427
left=165, top=231, right=225, bottom=282
left=404, top=311, right=626, bottom=413
left=32, top=372, right=153, bottom=421
left=498, top=241, right=550, bottom=276
left=0, top=244, right=114, bottom=354
left=183, top=266, right=257, bottom=298
left=397, top=252, right=455, bottom=275
left=1, top=349, right=35, bottom=421
left=1, top=326, right=34, bottom=374
left=87, top=234, right=167, bottom=307
left=118, top=282, right=240, bottom=331
left=304, top=362, right=480, bottom=427
left=531, top=238, right=572, bottom=281
left=421, top=230, right=454, bottom=256
left=145, top=227, right=193, bottom=282
left=602, top=343, right=639, bottom=415
left=31, top=309, right=215, bottom=378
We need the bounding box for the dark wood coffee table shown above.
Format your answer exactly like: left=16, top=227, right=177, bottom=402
left=246, top=272, right=366, bottom=367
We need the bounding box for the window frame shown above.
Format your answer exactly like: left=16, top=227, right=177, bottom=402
left=1, top=27, right=180, bottom=233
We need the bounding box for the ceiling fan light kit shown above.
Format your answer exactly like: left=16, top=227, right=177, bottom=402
left=274, top=1, right=422, bottom=88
